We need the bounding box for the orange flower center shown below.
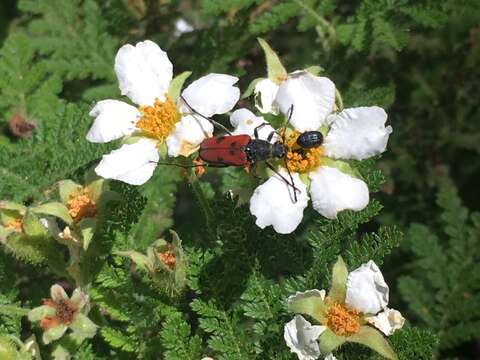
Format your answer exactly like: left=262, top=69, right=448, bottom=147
left=4, top=218, right=22, bottom=232
left=67, top=189, right=96, bottom=223
left=136, top=97, right=180, bottom=142
left=284, top=131, right=323, bottom=173
left=157, top=249, right=176, bottom=270
left=325, top=302, right=361, bottom=336
left=40, top=298, right=78, bottom=329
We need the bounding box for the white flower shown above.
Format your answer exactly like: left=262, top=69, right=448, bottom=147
left=254, top=71, right=335, bottom=131
left=231, top=101, right=391, bottom=233
left=254, top=78, right=279, bottom=114
left=87, top=40, right=240, bottom=185
left=284, top=315, right=326, bottom=360
left=365, top=308, right=405, bottom=336
left=345, top=260, right=404, bottom=336
left=286, top=258, right=404, bottom=360
left=249, top=169, right=309, bottom=234
left=345, top=260, right=389, bottom=314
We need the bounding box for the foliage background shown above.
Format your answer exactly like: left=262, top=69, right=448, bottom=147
left=0, top=0, right=479, bottom=359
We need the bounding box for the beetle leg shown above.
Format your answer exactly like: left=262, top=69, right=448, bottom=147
left=253, top=122, right=271, bottom=139
left=265, top=160, right=300, bottom=204
left=266, top=130, right=276, bottom=143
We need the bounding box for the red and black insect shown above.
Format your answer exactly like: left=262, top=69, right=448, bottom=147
left=168, top=96, right=325, bottom=202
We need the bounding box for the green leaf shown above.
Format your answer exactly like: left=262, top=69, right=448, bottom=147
left=42, top=324, right=68, bottom=344
left=321, top=158, right=362, bottom=179
left=305, top=65, right=324, bottom=76
left=31, top=202, right=73, bottom=225
left=58, top=180, right=82, bottom=204
left=115, top=250, right=153, bottom=273
left=168, top=71, right=192, bottom=102
left=22, top=211, right=48, bottom=237
left=0, top=305, right=30, bottom=317
left=287, top=290, right=327, bottom=323
left=86, top=177, right=105, bottom=203
left=318, top=328, right=346, bottom=354
left=70, top=313, right=98, bottom=339
left=241, top=77, right=263, bottom=99
left=257, top=37, right=287, bottom=84
left=348, top=325, right=398, bottom=360
left=0, top=202, right=26, bottom=214
left=77, top=217, right=96, bottom=250
left=328, top=256, right=348, bottom=303
left=28, top=305, right=55, bottom=322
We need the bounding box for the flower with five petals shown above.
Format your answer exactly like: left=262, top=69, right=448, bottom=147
left=284, top=257, right=404, bottom=360
left=87, top=40, right=240, bottom=185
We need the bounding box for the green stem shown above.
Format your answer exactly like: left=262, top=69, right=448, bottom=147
left=292, top=0, right=336, bottom=40
left=0, top=304, right=30, bottom=316
left=188, top=174, right=215, bottom=237
left=335, top=88, right=344, bottom=111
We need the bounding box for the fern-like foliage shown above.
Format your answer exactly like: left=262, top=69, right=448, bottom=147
left=398, top=182, right=480, bottom=351
left=18, top=0, right=118, bottom=82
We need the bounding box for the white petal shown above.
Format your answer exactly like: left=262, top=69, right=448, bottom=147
left=288, top=289, right=326, bottom=304
left=249, top=170, right=308, bottom=234
left=95, top=139, right=159, bottom=185
left=230, top=108, right=278, bottom=141
left=365, top=308, right=405, bottom=336
left=173, top=18, right=194, bottom=36
left=50, top=284, right=68, bottom=302
left=284, top=315, right=325, bottom=360
left=324, top=107, right=392, bottom=160
left=345, top=260, right=389, bottom=315
left=166, top=114, right=214, bottom=157
left=324, top=354, right=337, bottom=360
left=309, top=166, right=369, bottom=219
left=86, top=100, right=140, bottom=143
left=254, top=78, right=279, bottom=114
left=181, top=73, right=240, bottom=117
left=114, top=40, right=173, bottom=106
left=275, top=71, right=335, bottom=132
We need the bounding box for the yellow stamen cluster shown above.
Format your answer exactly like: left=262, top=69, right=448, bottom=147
left=41, top=298, right=78, bottom=329
left=325, top=302, right=361, bottom=336
left=136, top=97, right=180, bottom=142
left=157, top=249, right=176, bottom=270
left=4, top=218, right=22, bottom=232
left=284, top=132, right=323, bottom=173
left=67, top=189, right=97, bottom=223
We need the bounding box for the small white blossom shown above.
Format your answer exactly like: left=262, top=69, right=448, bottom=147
left=87, top=40, right=240, bottom=185
left=285, top=259, right=404, bottom=360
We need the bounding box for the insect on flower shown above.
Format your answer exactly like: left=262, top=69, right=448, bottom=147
left=194, top=102, right=324, bottom=202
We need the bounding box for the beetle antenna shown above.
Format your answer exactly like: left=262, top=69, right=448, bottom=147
left=180, top=95, right=233, bottom=135
left=283, top=158, right=298, bottom=203
left=149, top=160, right=228, bottom=169
left=281, top=104, right=294, bottom=145
left=280, top=105, right=297, bottom=202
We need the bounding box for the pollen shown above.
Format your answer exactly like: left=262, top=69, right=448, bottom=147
left=157, top=246, right=176, bottom=270
left=67, top=189, right=97, bottom=223
left=284, top=132, right=322, bottom=173
left=136, top=97, right=180, bottom=142
left=40, top=298, right=78, bottom=329
left=324, top=302, right=361, bottom=337
left=4, top=218, right=22, bottom=232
